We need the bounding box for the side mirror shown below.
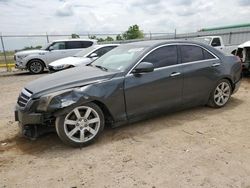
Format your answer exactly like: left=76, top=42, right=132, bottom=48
left=132, top=62, right=154, bottom=74
left=49, top=46, right=54, bottom=51
left=89, top=53, right=98, bottom=58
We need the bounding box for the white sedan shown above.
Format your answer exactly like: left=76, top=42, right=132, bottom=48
left=48, top=44, right=119, bottom=72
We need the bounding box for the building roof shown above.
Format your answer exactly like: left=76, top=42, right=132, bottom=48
left=200, top=23, right=250, bottom=32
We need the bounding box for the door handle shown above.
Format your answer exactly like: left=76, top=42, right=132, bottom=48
left=170, top=72, right=181, bottom=77
left=211, top=63, right=221, bottom=67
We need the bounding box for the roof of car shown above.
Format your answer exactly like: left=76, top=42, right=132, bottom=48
left=124, top=39, right=208, bottom=47
left=238, top=41, right=250, bottom=48
left=95, top=44, right=120, bottom=47
left=53, top=39, right=97, bottom=42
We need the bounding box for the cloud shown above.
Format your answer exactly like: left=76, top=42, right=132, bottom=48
left=55, top=2, right=74, bottom=17
left=238, top=0, right=250, bottom=6
left=174, top=0, right=194, bottom=6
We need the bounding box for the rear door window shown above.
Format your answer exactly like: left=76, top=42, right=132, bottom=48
left=203, top=49, right=215, bottom=59
left=180, top=45, right=204, bottom=63
left=142, top=45, right=178, bottom=68
left=81, top=41, right=94, bottom=48
left=180, top=45, right=216, bottom=63
left=66, top=41, right=83, bottom=49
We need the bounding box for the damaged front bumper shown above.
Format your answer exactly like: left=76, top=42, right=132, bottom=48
left=15, top=105, right=54, bottom=139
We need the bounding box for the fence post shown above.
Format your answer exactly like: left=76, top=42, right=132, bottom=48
left=174, top=29, right=177, bottom=39
left=229, top=32, right=232, bottom=45
left=46, top=32, right=49, bottom=43
left=0, top=33, right=8, bottom=71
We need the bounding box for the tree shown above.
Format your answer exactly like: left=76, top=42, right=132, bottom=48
left=116, top=34, right=123, bottom=41
left=97, top=38, right=105, bottom=42
left=105, top=36, right=114, bottom=41
left=122, top=24, right=144, bottom=40
left=89, top=35, right=97, bottom=39
left=22, top=45, right=42, bottom=50
left=71, top=33, right=80, bottom=38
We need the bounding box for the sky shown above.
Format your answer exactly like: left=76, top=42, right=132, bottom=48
left=0, top=0, right=250, bottom=50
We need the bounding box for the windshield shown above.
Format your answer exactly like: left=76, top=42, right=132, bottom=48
left=192, top=37, right=212, bottom=45
left=41, top=43, right=52, bottom=50
left=73, top=46, right=99, bottom=57
left=91, top=45, right=147, bottom=72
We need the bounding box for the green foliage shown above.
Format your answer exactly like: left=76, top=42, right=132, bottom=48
left=71, top=33, right=80, bottom=38
left=116, top=34, right=123, bottom=41
left=22, top=46, right=42, bottom=50
left=88, top=24, right=144, bottom=42
left=89, top=35, right=97, bottom=39
left=105, top=36, right=114, bottom=41
left=88, top=35, right=114, bottom=42
left=122, top=24, right=144, bottom=40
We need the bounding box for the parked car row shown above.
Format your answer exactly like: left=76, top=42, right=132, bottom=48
left=15, top=40, right=242, bottom=147
left=48, top=44, right=119, bottom=72
left=14, top=39, right=118, bottom=74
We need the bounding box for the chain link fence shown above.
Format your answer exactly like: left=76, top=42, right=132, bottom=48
left=0, top=32, right=176, bottom=72
left=1, top=27, right=250, bottom=72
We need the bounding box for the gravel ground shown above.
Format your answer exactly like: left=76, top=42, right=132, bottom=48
left=0, top=72, right=250, bottom=188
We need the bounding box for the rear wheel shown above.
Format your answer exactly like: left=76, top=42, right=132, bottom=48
left=28, top=60, right=44, bottom=74
left=55, top=102, right=104, bottom=147
left=208, top=79, right=232, bottom=108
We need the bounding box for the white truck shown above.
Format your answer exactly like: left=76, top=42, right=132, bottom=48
left=193, top=36, right=237, bottom=55
left=14, top=39, right=97, bottom=74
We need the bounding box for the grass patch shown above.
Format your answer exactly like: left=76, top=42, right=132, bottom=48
left=0, top=51, right=15, bottom=57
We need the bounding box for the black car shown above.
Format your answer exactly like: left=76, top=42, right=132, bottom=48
left=15, top=40, right=242, bottom=147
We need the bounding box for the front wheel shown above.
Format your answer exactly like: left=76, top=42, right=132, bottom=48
left=55, top=102, right=104, bottom=147
left=28, top=60, right=44, bottom=74
left=208, top=79, right=232, bottom=108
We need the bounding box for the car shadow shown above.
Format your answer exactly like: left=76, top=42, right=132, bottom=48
left=13, top=70, right=49, bottom=76
left=0, top=96, right=244, bottom=156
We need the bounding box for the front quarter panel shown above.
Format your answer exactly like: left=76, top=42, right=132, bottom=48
left=50, top=75, right=127, bottom=123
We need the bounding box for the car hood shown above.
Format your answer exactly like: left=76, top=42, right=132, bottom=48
left=49, top=57, right=92, bottom=67
left=15, top=49, right=47, bottom=56
left=25, top=66, right=117, bottom=98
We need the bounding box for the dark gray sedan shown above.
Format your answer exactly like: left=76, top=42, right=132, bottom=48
left=15, top=40, right=242, bottom=147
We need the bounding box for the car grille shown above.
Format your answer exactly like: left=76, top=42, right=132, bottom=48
left=17, top=88, right=32, bottom=108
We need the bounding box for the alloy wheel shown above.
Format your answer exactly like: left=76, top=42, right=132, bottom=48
left=63, top=106, right=101, bottom=143
left=30, top=61, right=43, bottom=73
left=214, top=82, right=231, bottom=106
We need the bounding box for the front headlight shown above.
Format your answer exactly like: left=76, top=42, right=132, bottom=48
left=54, top=64, right=71, bottom=70
left=17, top=55, right=28, bottom=59
left=36, top=89, right=73, bottom=111
left=36, top=95, right=54, bottom=112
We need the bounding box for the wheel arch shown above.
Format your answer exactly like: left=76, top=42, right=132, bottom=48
left=91, top=100, right=115, bottom=126
left=27, top=58, right=46, bottom=68
left=53, top=99, right=115, bottom=126
left=222, top=77, right=234, bottom=91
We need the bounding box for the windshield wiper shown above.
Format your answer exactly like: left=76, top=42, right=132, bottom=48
left=95, top=65, right=108, bottom=71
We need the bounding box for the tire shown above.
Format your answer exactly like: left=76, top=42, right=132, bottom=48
left=208, top=79, right=232, bottom=108
left=28, top=60, right=44, bottom=74
left=55, top=102, right=105, bottom=147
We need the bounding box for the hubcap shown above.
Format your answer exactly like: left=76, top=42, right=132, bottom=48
left=30, top=61, right=42, bottom=73
left=64, top=106, right=100, bottom=143
left=214, top=82, right=231, bottom=106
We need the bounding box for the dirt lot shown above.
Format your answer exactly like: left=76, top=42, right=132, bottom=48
left=0, top=72, right=250, bottom=188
